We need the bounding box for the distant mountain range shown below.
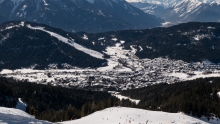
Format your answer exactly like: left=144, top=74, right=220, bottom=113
left=127, top=0, right=220, bottom=7
left=1, top=0, right=219, bottom=33
left=0, top=21, right=220, bottom=69
left=0, top=0, right=163, bottom=33
left=128, top=0, right=220, bottom=23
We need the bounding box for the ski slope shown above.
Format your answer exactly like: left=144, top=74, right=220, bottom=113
left=26, top=24, right=104, bottom=60
left=0, top=107, right=51, bottom=124
left=61, top=107, right=218, bottom=124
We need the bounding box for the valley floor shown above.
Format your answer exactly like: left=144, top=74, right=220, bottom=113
left=1, top=39, right=220, bottom=91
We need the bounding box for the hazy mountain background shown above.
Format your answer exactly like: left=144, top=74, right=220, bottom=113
left=0, top=0, right=163, bottom=33
left=128, top=0, right=220, bottom=24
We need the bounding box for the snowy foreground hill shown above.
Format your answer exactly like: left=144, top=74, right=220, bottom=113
left=0, top=107, right=219, bottom=124
left=0, top=107, right=51, bottom=124
left=60, top=107, right=218, bottom=124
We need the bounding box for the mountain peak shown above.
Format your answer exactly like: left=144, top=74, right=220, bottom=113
left=130, top=0, right=220, bottom=23
left=127, top=0, right=220, bottom=7
left=0, top=0, right=163, bottom=33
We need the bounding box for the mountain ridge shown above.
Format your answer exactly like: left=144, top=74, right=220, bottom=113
left=0, top=21, right=107, bottom=69
left=1, top=21, right=220, bottom=70
left=129, top=0, right=220, bottom=23
left=0, top=0, right=163, bottom=33
left=127, top=0, right=220, bottom=7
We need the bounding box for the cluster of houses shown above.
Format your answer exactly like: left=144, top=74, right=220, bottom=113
left=2, top=55, right=220, bottom=91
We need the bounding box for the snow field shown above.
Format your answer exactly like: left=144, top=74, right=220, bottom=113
left=61, top=107, right=213, bottom=124
left=0, top=107, right=51, bottom=124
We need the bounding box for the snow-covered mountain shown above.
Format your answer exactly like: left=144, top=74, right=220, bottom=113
left=161, top=0, right=220, bottom=22
left=0, top=0, right=163, bottom=33
left=127, top=0, right=219, bottom=7
left=127, top=0, right=181, bottom=7
left=92, top=0, right=163, bottom=29
left=128, top=0, right=220, bottom=23
left=130, top=2, right=165, bottom=15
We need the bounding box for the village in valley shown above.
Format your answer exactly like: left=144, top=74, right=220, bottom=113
left=1, top=42, right=220, bottom=91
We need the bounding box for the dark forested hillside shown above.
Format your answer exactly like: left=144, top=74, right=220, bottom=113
left=121, top=77, right=220, bottom=120
left=0, top=21, right=106, bottom=69
left=81, top=22, right=220, bottom=63
left=1, top=21, right=220, bottom=69
left=0, top=77, right=121, bottom=122
left=1, top=76, right=220, bottom=122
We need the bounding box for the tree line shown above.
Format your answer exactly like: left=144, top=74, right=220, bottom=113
left=0, top=77, right=124, bottom=122
left=1, top=76, right=220, bottom=122
left=121, top=77, right=220, bottom=120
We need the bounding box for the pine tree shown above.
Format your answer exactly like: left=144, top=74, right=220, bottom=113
left=81, top=102, right=89, bottom=117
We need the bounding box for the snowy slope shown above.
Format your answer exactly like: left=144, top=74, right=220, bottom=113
left=61, top=107, right=217, bottom=124
left=172, top=0, right=203, bottom=17
left=1, top=107, right=218, bottom=124
left=128, top=0, right=220, bottom=23
left=26, top=24, right=104, bottom=60
left=164, top=0, right=220, bottom=22
left=0, top=107, right=51, bottom=124
left=127, top=0, right=219, bottom=7
left=15, top=98, right=27, bottom=112
left=127, top=0, right=181, bottom=7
